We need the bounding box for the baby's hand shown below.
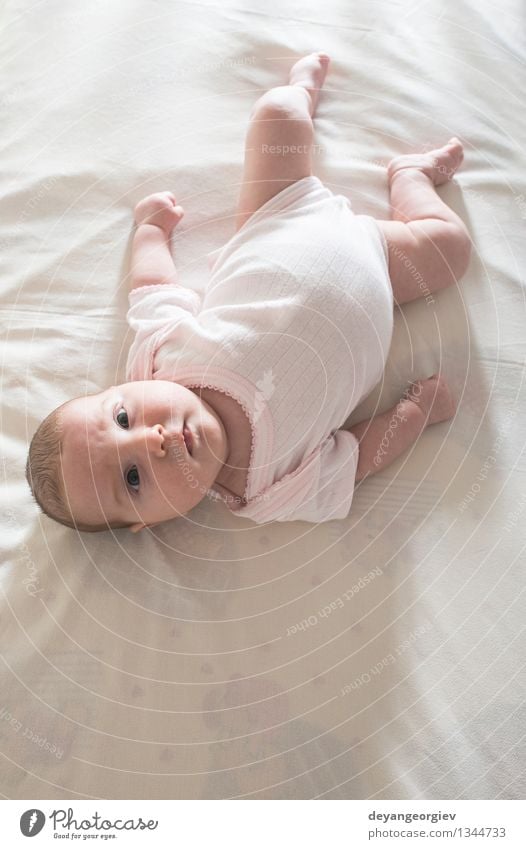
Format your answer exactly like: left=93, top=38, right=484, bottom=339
left=134, top=192, right=184, bottom=234
left=403, top=373, right=457, bottom=425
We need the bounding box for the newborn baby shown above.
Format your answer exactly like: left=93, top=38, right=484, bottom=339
left=26, top=52, right=471, bottom=533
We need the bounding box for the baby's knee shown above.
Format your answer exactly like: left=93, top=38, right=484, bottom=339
left=411, top=218, right=472, bottom=283
left=444, top=220, right=472, bottom=279
left=250, top=85, right=312, bottom=123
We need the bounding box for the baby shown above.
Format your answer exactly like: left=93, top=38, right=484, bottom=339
left=26, top=53, right=471, bottom=533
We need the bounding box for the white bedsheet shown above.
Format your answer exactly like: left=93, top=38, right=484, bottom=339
left=1, top=0, right=525, bottom=799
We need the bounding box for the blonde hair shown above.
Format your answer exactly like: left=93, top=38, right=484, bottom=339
left=25, top=398, right=133, bottom=534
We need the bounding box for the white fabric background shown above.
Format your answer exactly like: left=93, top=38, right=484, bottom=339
left=0, top=0, right=525, bottom=799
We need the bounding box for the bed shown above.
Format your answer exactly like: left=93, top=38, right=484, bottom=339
left=1, top=0, right=524, bottom=799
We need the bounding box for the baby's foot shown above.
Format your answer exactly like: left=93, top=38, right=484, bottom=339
left=387, top=137, right=464, bottom=187
left=403, top=373, right=457, bottom=425
left=288, top=52, right=330, bottom=115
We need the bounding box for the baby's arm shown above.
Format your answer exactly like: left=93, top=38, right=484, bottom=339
left=349, top=374, right=456, bottom=482
left=130, top=192, right=184, bottom=290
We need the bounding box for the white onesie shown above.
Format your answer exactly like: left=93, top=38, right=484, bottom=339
left=125, top=175, right=393, bottom=523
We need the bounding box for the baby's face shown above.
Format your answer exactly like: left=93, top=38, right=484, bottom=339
left=59, top=380, right=229, bottom=532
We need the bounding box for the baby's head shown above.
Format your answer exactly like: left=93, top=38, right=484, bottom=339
left=25, top=380, right=229, bottom=534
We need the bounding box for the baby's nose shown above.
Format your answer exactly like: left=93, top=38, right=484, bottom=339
left=144, top=423, right=166, bottom=458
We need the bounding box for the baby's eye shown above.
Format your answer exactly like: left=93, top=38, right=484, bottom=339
left=126, top=466, right=140, bottom=492
left=116, top=407, right=129, bottom=428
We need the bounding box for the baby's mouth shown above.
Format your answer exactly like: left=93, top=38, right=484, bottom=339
left=166, top=427, right=190, bottom=458
left=183, top=424, right=193, bottom=456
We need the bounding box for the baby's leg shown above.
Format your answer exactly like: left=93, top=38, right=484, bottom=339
left=377, top=139, right=472, bottom=305
left=235, top=53, right=330, bottom=232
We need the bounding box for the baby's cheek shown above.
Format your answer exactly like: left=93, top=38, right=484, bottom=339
left=178, top=462, right=201, bottom=493
left=161, top=457, right=201, bottom=498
